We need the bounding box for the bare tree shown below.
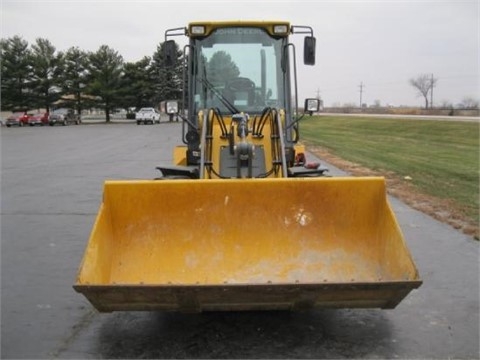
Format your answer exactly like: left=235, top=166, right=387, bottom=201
left=439, top=100, right=453, bottom=109
left=460, top=97, right=479, bottom=109
left=409, top=74, right=437, bottom=109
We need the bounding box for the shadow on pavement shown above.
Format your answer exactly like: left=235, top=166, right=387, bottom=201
left=96, top=309, right=394, bottom=358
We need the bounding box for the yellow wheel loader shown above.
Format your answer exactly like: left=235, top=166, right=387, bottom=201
left=74, top=21, right=421, bottom=312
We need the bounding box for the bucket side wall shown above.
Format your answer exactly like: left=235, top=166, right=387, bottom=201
left=76, top=203, right=115, bottom=285
left=377, top=202, right=421, bottom=280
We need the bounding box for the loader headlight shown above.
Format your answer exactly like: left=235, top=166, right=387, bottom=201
left=190, top=25, right=206, bottom=35
left=273, top=24, right=289, bottom=35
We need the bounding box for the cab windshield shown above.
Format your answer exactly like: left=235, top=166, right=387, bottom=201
left=192, top=27, right=287, bottom=115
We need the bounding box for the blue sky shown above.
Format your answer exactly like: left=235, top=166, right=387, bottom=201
left=2, top=0, right=478, bottom=107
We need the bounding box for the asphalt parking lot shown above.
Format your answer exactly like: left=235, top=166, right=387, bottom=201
left=1, top=122, right=479, bottom=359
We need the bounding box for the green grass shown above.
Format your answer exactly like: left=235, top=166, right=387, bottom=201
left=301, top=116, right=479, bottom=223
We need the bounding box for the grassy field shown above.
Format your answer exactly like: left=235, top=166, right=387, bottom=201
left=300, top=116, right=479, bottom=225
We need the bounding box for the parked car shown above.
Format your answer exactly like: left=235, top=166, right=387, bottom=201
left=135, top=107, right=160, bottom=125
left=49, top=108, right=81, bottom=126
left=5, top=112, right=31, bottom=127
left=28, top=112, right=50, bottom=126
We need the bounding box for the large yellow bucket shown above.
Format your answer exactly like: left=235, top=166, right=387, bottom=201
left=74, top=177, right=421, bottom=312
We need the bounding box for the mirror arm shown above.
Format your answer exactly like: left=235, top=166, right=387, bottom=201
left=164, top=27, right=187, bottom=42
left=291, top=25, right=314, bottom=37
left=285, top=113, right=306, bottom=131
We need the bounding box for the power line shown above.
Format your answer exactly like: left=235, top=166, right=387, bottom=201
left=320, top=74, right=477, bottom=92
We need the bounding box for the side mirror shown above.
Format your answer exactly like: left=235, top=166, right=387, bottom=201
left=304, top=98, right=320, bottom=115
left=164, top=40, right=177, bottom=67
left=304, top=36, right=316, bottom=65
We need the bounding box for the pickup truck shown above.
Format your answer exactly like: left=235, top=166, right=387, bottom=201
left=49, top=108, right=81, bottom=126
left=135, top=107, right=160, bottom=125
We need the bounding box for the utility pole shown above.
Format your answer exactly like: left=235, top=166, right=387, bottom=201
left=316, top=88, right=323, bottom=111
left=359, top=82, right=365, bottom=108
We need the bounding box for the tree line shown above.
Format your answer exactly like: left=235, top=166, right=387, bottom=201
left=0, top=36, right=183, bottom=121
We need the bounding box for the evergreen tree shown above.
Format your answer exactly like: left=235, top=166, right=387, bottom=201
left=151, top=42, right=183, bottom=106
left=87, top=45, right=124, bottom=122
left=62, top=47, right=89, bottom=115
left=207, top=51, right=240, bottom=87
left=30, top=38, right=64, bottom=112
left=121, top=56, right=156, bottom=110
left=0, top=36, right=32, bottom=111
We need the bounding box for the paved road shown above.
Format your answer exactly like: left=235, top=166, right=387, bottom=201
left=1, top=122, right=478, bottom=359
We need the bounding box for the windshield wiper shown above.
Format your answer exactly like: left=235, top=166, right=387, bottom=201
left=199, top=77, right=240, bottom=114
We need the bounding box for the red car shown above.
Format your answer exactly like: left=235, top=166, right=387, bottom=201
left=6, top=112, right=31, bottom=127
left=28, top=112, right=50, bottom=126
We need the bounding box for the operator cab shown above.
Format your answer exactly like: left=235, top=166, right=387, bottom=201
left=163, top=22, right=323, bottom=178
left=165, top=22, right=317, bottom=117
left=191, top=26, right=287, bottom=115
